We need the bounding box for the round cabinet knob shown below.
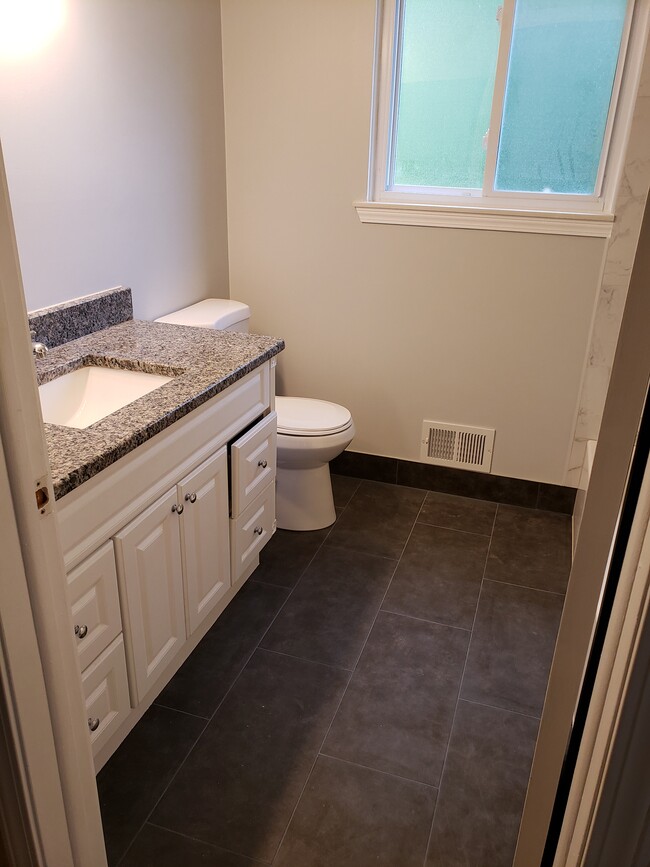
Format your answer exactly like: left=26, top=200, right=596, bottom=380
left=258, top=460, right=268, bottom=469
left=254, top=526, right=264, bottom=536
left=185, top=492, right=197, bottom=503
left=88, top=717, right=100, bottom=732
left=172, top=503, right=184, bottom=515
left=74, top=624, right=88, bottom=640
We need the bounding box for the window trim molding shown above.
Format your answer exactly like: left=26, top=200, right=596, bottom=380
left=358, top=0, right=650, bottom=236
left=354, top=200, right=615, bottom=237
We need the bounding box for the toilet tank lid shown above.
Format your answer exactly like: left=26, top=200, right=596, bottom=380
left=276, top=396, right=352, bottom=435
left=155, top=299, right=250, bottom=330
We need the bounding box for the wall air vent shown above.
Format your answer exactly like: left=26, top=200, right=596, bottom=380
left=420, top=421, right=495, bottom=472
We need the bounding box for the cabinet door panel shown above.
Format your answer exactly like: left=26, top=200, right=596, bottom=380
left=178, top=447, right=230, bottom=635
left=66, top=541, right=122, bottom=672
left=114, top=489, right=186, bottom=705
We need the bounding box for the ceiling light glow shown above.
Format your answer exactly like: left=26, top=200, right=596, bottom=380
left=0, top=0, right=66, bottom=61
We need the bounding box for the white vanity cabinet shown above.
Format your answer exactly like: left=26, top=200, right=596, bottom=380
left=58, top=362, right=277, bottom=770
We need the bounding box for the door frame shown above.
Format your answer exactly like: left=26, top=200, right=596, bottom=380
left=0, top=141, right=107, bottom=866
left=515, top=203, right=650, bottom=864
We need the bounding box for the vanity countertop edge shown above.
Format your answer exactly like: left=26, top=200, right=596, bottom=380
left=36, top=319, right=284, bottom=500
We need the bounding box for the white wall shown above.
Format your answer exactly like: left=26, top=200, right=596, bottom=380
left=221, top=0, right=608, bottom=485
left=0, top=0, right=228, bottom=321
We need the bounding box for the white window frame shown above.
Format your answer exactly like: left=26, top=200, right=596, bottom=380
left=356, top=0, right=649, bottom=237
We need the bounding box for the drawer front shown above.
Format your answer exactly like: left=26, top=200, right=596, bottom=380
left=67, top=541, right=122, bottom=672
left=230, top=412, right=277, bottom=517
left=81, top=635, right=130, bottom=761
left=230, top=481, right=276, bottom=582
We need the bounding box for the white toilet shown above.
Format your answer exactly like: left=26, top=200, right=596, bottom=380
left=155, top=299, right=355, bottom=531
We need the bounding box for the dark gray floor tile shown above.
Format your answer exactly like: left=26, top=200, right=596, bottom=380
left=331, top=474, right=361, bottom=509
left=150, top=650, right=349, bottom=863
left=156, top=581, right=290, bottom=718
left=326, top=481, right=425, bottom=559
left=121, top=824, right=267, bottom=866
left=274, top=755, right=436, bottom=867
left=426, top=700, right=538, bottom=867
left=97, top=705, right=206, bottom=866
left=251, top=527, right=330, bottom=588
left=323, top=612, right=468, bottom=786
left=418, top=491, right=496, bottom=535
left=260, top=546, right=395, bottom=668
left=486, top=505, right=572, bottom=594
left=461, top=579, right=564, bottom=716
left=382, top=523, right=489, bottom=630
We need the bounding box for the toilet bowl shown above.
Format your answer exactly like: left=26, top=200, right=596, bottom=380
left=155, top=299, right=355, bottom=531
left=275, top=396, right=355, bottom=531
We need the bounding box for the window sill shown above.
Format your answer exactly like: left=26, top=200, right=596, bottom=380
left=354, top=201, right=615, bottom=238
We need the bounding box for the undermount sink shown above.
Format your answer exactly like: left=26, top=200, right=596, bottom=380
left=39, top=365, right=173, bottom=429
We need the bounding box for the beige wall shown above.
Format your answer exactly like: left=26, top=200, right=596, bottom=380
left=221, top=0, right=608, bottom=485
left=0, top=0, right=228, bottom=321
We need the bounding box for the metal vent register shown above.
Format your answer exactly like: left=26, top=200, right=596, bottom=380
left=420, top=421, right=495, bottom=472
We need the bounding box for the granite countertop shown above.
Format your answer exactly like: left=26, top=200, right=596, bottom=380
left=36, top=320, right=284, bottom=499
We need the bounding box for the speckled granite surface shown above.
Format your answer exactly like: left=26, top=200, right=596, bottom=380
left=28, top=287, right=133, bottom=348
left=36, top=320, right=284, bottom=500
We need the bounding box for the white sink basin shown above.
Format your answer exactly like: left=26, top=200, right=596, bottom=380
left=39, top=365, right=173, bottom=429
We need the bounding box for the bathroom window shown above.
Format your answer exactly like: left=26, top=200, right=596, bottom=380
left=357, top=0, right=643, bottom=235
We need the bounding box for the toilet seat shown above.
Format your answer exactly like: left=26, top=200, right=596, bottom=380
left=276, top=396, right=352, bottom=437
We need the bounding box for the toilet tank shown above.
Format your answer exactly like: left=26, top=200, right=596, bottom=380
left=155, top=299, right=251, bottom=332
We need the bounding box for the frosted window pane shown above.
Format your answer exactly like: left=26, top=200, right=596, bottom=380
left=495, top=0, right=627, bottom=195
left=393, top=0, right=499, bottom=189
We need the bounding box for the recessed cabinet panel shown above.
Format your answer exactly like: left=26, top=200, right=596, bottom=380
left=231, top=481, right=276, bottom=583
left=66, top=541, right=122, bottom=672
left=114, top=489, right=186, bottom=706
left=81, top=635, right=130, bottom=762
left=178, top=447, right=231, bottom=635
left=231, top=412, right=277, bottom=517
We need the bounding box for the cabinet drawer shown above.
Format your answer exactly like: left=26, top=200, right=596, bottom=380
left=230, top=412, right=277, bottom=517
left=81, top=635, right=130, bottom=761
left=67, top=542, right=122, bottom=672
left=230, top=481, right=276, bottom=582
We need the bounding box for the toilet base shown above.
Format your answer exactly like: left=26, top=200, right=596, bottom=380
left=275, top=463, right=336, bottom=531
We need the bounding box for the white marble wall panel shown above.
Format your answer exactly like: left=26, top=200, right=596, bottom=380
left=568, top=41, right=650, bottom=481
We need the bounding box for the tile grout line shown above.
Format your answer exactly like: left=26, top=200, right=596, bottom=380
left=421, top=502, right=499, bottom=867
left=379, top=607, right=472, bottom=633
left=347, top=491, right=428, bottom=672
left=144, top=822, right=271, bottom=865
left=114, top=711, right=211, bottom=867
left=150, top=701, right=210, bottom=722
left=267, top=670, right=353, bottom=866
left=485, top=576, right=568, bottom=598
left=257, top=646, right=354, bottom=673
left=117, top=484, right=356, bottom=866
left=318, top=751, right=439, bottom=790
left=268, top=490, right=427, bottom=865
left=415, top=518, right=493, bottom=538
left=459, top=696, right=542, bottom=723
